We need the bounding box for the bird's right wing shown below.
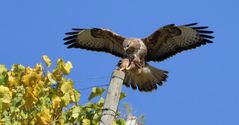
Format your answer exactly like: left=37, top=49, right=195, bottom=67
left=64, top=28, right=127, bottom=58
left=142, top=23, right=214, bottom=62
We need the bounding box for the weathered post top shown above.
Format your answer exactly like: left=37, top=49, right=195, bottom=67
left=100, top=70, right=125, bottom=125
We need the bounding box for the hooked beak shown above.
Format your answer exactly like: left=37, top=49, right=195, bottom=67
left=124, top=47, right=128, bottom=51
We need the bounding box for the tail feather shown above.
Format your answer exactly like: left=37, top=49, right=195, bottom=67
left=123, top=63, right=168, bottom=92
left=130, top=73, right=137, bottom=90
left=149, top=65, right=168, bottom=85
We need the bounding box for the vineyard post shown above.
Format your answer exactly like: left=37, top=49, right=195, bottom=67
left=100, top=70, right=125, bottom=125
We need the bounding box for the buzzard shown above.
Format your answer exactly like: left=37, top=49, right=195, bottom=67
left=63, top=23, right=214, bottom=92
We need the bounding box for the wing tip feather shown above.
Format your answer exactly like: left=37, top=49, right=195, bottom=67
left=200, top=34, right=214, bottom=39
left=66, top=43, right=78, bottom=48
left=203, top=39, right=213, bottom=43
left=183, top=22, right=198, bottom=26
left=64, top=39, right=76, bottom=45
left=63, top=35, right=77, bottom=40
left=72, top=28, right=84, bottom=31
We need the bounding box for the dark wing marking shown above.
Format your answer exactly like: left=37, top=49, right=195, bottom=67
left=142, top=23, right=214, bottom=62
left=64, top=28, right=127, bottom=58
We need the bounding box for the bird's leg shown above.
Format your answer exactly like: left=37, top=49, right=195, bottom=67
left=125, top=64, right=133, bottom=70
left=130, top=56, right=143, bottom=73
left=124, top=55, right=134, bottom=70
left=137, top=64, right=143, bottom=73
left=126, top=59, right=137, bottom=70
left=136, top=58, right=146, bottom=73
left=138, top=63, right=145, bottom=73
left=118, top=58, right=130, bottom=71
left=119, top=67, right=126, bottom=71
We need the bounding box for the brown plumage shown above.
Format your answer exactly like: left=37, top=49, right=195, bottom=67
left=63, top=23, right=214, bottom=92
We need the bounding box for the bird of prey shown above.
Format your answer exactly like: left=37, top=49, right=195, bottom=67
left=63, top=23, right=214, bottom=92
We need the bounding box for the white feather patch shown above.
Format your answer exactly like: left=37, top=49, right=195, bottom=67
left=142, top=67, right=151, bottom=74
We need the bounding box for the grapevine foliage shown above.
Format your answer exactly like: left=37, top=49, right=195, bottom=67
left=0, top=55, right=126, bottom=125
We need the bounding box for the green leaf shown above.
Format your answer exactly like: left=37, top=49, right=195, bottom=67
left=12, top=96, right=24, bottom=107
left=73, top=90, right=81, bottom=104
left=72, top=106, right=81, bottom=118
left=0, top=56, right=131, bottom=124
left=11, top=64, right=25, bottom=72
left=0, top=65, right=7, bottom=85
left=0, top=73, right=7, bottom=85
left=82, top=118, right=90, bottom=125
left=20, top=110, right=28, bottom=119
left=61, top=93, right=71, bottom=106
left=92, top=113, right=100, bottom=125
left=88, top=87, right=105, bottom=101
left=120, top=92, right=126, bottom=100
left=12, top=121, right=21, bottom=125
left=114, top=119, right=126, bottom=125
left=0, top=64, right=7, bottom=74
left=97, top=97, right=104, bottom=107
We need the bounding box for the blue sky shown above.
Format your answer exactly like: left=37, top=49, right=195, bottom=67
left=0, top=0, right=238, bottom=124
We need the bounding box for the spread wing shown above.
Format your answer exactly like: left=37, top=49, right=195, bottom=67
left=142, top=23, right=214, bottom=62
left=63, top=28, right=127, bottom=58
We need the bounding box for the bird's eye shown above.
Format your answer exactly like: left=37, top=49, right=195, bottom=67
left=127, top=44, right=130, bottom=47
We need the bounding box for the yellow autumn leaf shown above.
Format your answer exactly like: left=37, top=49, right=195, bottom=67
left=42, top=55, right=52, bottom=67
left=24, top=87, right=38, bottom=109
left=52, top=95, right=61, bottom=109
left=62, top=61, right=72, bottom=75
left=53, top=59, right=72, bottom=79
left=0, top=85, right=12, bottom=104
left=21, top=67, right=34, bottom=86
left=21, top=119, right=29, bottom=125
left=60, top=79, right=73, bottom=94
left=61, top=93, right=71, bottom=106
left=0, top=56, right=128, bottom=124
left=57, top=58, right=64, bottom=66
left=34, top=63, right=43, bottom=73
left=21, top=67, right=42, bottom=86
left=33, top=80, right=44, bottom=96
left=72, top=106, right=81, bottom=118
left=46, top=71, right=56, bottom=85
left=21, top=69, right=31, bottom=86
left=37, top=108, right=51, bottom=125
left=52, top=68, right=62, bottom=81
left=71, top=90, right=80, bottom=103
left=30, top=118, right=37, bottom=125
left=58, top=116, right=65, bottom=125
left=6, top=72, right=18, bottom=87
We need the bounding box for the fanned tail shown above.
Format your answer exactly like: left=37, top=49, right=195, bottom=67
left=123, top=63, right=168, bottom=92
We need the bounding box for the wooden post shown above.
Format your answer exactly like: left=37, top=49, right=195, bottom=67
left=100, top=70, right=125, bottom=125
left=126, top=115, right=138, bottom=125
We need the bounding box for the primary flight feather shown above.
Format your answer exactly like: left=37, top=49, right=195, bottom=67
left=64, top=23, right=214, bottom=92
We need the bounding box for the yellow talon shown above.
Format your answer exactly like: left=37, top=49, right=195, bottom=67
left=119, top=67, right=125, bottom=71
left=126, top=66, right=131, bottom=70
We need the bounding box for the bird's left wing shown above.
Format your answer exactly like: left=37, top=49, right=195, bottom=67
left=142, top=23, right=214, bottom=62
left=64, top=28, right=127, bottom=58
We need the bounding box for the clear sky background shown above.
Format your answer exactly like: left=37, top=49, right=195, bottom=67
left=0, top=0, right=238, bottom=125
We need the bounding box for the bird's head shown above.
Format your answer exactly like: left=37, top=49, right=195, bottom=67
left=123, top=39, right=136, bottom=54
